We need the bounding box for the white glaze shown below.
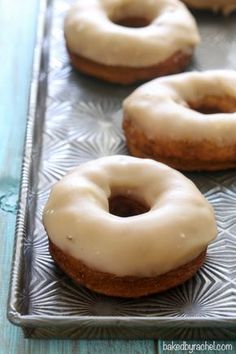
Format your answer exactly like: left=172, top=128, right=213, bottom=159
left=183, top=0, right=236, bottom=14
left=123, top=70, right=236, bottom=145
left=64, top=0, right=200, bottom=67
left=43, top=156, right=217, bottom=277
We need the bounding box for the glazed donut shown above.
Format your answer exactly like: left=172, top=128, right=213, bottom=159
left=123, top=70, right=236, bottom=171
left=43, top=156, right=217, bottom=297
left=182, top=0, right=236, bottom=15
left=64, top=0, right=200, bottom=84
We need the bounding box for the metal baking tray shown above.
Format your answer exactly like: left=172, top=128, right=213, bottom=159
left=7, top=0, right=236, bottom=339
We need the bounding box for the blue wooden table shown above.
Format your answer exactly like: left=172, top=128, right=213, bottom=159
left=1, top=0, right=236, bottom=353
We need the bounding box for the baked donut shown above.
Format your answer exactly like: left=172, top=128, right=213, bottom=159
left=182, top=0, right=236, bottom=15
left=43, top=156, right=217, bottom=297
left=64, top=0, right=200, bottom=84
left=123, top=70, right=236, bottom=171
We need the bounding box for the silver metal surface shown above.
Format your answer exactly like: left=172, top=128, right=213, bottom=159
left=8, top=0, right=236, bottom=339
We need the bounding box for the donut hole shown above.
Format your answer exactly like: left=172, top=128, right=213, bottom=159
left=109, top=195, right=150, bottom=217
left=113, top=16, right=151, bottom=28
left=107, top=2, right=157, bottom=28
left=188, top=96, right=236, bottom=114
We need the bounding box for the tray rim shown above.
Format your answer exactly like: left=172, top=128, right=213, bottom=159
left=7, top=0, right=236, bottom=331
left=7, top=0, right=49, bottom=327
